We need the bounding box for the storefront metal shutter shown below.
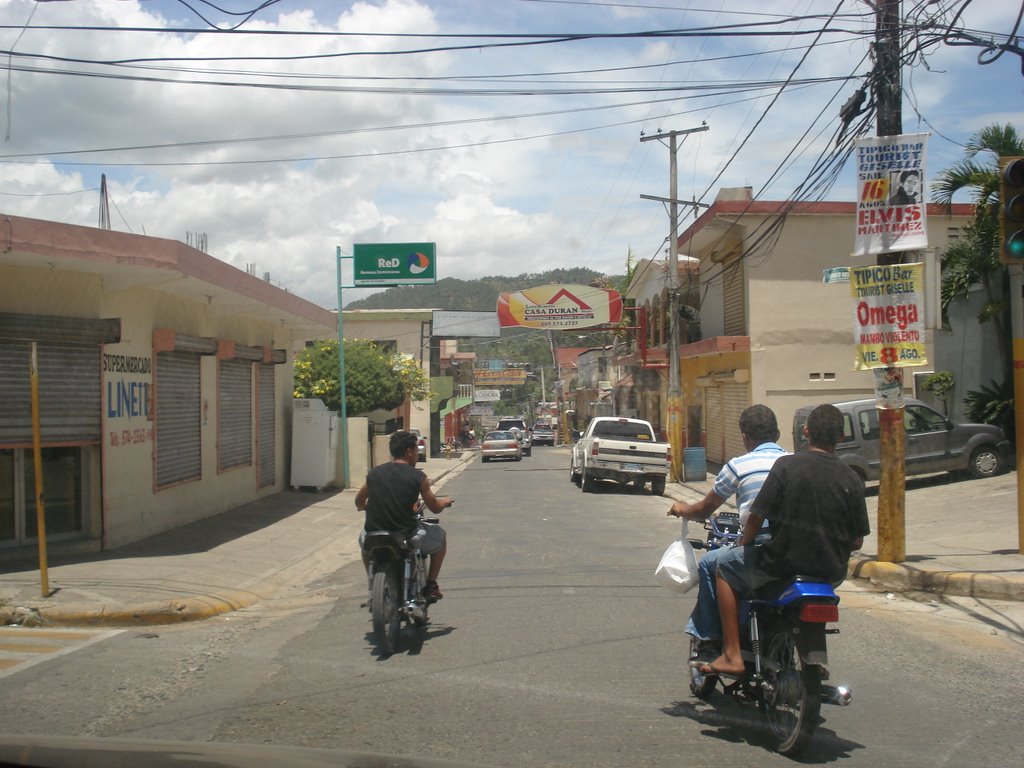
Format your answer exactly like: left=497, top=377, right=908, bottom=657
left=723, top=259, right=746, bottom=336
left=704, top=386, right=724, bottom=464
left=0, top=341, right=101, bottom=445
left=155, top=351, right=201, bottom=487
left=219, top=359, right=252, bottom=471
left=257, top=363, right=275, bottom=488
left=722, top=382, right=750, bottom=462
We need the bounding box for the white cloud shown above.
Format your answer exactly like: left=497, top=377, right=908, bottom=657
left=0, top=0, right=1019, bottom=309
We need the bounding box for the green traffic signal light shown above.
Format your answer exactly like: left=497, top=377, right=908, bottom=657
left=999, top=157, right=1024, bottom=263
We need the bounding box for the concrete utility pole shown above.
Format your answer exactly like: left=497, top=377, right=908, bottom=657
left=641, top=123, right=709, bottom=481
left=874, top=0, right=907, bottom=563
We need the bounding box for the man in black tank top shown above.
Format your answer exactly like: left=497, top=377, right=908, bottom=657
left=356, top=431, right=453, bottom=600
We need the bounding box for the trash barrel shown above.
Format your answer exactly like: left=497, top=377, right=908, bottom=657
left=683, top=447, right=707, bottom=482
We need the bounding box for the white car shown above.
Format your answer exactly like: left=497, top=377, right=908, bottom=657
left=407, top=428, right=428, bottom=462
left=480, top=430, right=522, bottom=462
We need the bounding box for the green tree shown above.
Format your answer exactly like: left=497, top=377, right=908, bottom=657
left=931, top=123, right=1024, bottom=381
left=293, top=339, right=427, bottom=415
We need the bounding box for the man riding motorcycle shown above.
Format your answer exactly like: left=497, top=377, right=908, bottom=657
left=355, top=431, right=453, bottom=602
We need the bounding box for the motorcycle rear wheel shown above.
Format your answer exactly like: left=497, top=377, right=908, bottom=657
left=760, top=621, right=822, bottom=756
left=371, top=568, right=401, bottom=656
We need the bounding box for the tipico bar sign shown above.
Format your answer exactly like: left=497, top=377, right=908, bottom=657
left=849, top=262, right=927, bottom=370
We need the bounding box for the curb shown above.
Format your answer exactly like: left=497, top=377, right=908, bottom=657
left=848, top=554, right=1024, bottom=602
left=0, top=590, right=263, bottom=628
left=669, top=480, right=1024, bottom=604
left=0, top=453, right=475, bottom=628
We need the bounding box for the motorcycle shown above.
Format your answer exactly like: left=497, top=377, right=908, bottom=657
left=688, top=576, right=852, bottom=756
left=362, top=501, right=450, bottom=656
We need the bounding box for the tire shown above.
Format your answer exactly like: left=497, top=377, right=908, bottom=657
left=968, top=445, right=1002, bottom=479
left=411, top=557, right=430, bottom=627
left=371, top=567, right=401, bottom=656
left=581, top=468, right=598, bottom=493
left=570, top=462, right=581, bottom=485
left=688, top=637, right=717, bottom=700
left=760, top=621, right=822, bottom=757
left=650, top=476, right=666, bottom=496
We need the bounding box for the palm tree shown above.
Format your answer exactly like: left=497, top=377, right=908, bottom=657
left=930, top=123, right=1023, bottom=381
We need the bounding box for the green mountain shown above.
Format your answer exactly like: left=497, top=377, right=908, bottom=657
left=343, top=267, right=622, bottom=311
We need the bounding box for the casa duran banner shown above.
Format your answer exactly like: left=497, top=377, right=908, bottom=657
left=497, top=284, right=623, bottom=330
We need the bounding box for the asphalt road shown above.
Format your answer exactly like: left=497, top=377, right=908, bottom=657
left=0, top=446, right=1022, bottom=767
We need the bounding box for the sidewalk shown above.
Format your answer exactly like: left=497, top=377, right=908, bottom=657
left=2, top=453, right=1022, bottom=626
left=0, top=455, right=471, bottom=627
left=666, top=468, right=1024, bottom=603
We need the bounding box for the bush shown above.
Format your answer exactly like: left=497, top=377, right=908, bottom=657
left=963, top=379, right=1015, bottom=446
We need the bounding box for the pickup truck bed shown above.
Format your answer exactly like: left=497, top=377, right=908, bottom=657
left=570, top=417, right=670, bottom=496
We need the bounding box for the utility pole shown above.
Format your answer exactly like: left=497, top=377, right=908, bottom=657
left=874, top=0, right=907, bottom=563
left=641, top=123, right=709, bottom=481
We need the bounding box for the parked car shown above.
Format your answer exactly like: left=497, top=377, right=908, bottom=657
left=407, top=428, right=428, bottom=462
left=532, top=423, right=556, bottom=446
left=792, top=398, right=1009, bottom=481
left=481, top=430, right=522, bottom=462
left=570, top=416, right=670, bottom=495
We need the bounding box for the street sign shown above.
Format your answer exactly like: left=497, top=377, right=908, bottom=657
left=352, top=243, right=436, bottom=286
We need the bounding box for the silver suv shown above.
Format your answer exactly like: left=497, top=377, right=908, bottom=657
left=793, top=398, right=1009, bottom=481
left=496, top=418, right=531, bottom=457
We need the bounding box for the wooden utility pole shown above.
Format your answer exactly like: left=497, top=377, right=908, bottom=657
left=874, top=0, right=907, bottom=563
left=641, top=124, right=708, bottom=481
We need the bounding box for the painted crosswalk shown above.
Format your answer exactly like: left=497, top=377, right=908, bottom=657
left=0, top=626, right=122, bottom=678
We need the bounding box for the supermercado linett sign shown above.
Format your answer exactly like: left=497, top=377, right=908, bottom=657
left=850, top=262, right=927, bottom=370
left=497, top=284, right=622, bottom=330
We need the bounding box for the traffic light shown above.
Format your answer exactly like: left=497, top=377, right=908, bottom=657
left=999, top=156, right=1024, bottom=263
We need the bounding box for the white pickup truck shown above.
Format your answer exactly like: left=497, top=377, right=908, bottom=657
left=570, top=416, right=671, bottom=496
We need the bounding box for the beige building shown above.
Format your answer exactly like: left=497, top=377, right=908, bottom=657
left=1, top=214, right=336, bottom=554
left=623, top=188, right=975, bottom=465
left=338, top=308, right=435, bottom=442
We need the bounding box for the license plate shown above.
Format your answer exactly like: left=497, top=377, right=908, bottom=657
left=622, top=463, right=642, bottom=472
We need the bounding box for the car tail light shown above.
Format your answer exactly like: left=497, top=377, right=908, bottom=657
left=591, top=439, right=600, bottom=457
left=799, top=602, right=839, bottom=623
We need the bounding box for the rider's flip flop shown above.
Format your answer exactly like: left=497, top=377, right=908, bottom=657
left=689, top=660, right=741, bottom=679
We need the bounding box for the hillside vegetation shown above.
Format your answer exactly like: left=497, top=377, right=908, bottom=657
left=343, top=267, right=622, bottom=311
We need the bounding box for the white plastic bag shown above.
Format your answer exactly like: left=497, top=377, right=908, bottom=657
left=655, top=520, right=698, bottom=594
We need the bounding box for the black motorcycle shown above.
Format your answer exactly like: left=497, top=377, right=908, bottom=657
left=688, top=576, right=852, bottom=756
left=362, top=502, right=449, bottom=656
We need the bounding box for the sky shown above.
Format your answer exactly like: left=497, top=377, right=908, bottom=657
left=0, top=0, right=1021, bottom=310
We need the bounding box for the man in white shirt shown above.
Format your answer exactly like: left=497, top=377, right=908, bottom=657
left=667, top=405, right=788, bottom=659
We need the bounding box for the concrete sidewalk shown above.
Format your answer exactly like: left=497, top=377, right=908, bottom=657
left=0, top=455, right=471, bottom=627
left=668, top=468, right=1024, bottom=603
left=1, top=452, right=1022, bottom=626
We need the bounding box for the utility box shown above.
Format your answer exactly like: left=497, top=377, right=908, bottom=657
left=291, top=398, right=339, bottom=489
